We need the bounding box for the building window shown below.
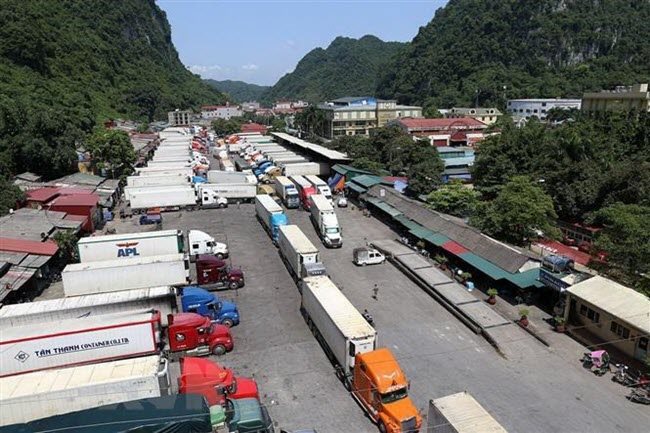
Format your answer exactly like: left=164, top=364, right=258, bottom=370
left=533, top=109, right=538, bottom=113
left=542, top=102, right=547, bottom=107
left=519, top=109, right=524, bottom=113
left=579, top=304, right=600, bottom=323
left=610, top=321, right=630, bottom=339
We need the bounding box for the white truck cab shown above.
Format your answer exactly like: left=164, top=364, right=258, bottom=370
left=187, top=230, right=228, bottom=259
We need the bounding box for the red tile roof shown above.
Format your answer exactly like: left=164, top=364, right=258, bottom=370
left=398, top=117, right=488, bottom=130
left=26, top=188, right=60, bottom=203
left=537, top=240, right=592, bottom=266
left=0, top=238, right=59, bottom=256
left=241, top=123, right=268, bottom=133
left=49, top=193, right=99, bottom=207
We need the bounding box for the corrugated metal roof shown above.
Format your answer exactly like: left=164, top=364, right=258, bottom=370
left=506, top=268, right=544, bottom=289
left=431, top=392, right=508, bottom=433
left=0, top=266, right=37, bottom=302
left=346, top=182, right=367, bottom=194
left=457, top=252, right=510, bottom=280
left=424, top=232, right=450, bottom=246
left=409, top=226, right=432, bottom=240
left=366, top=197, right=402, bottom=217
left=0, top=238, right=58, bottom=256
left=442, top=240, right=469, bottom=255
left=351, top=175, right=384, bottom=188
left=272, top=132, right=350, bottom=161
left=566, top=276, right=650, bottom=333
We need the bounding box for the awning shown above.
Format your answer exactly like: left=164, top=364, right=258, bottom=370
left=424, top=232, right=450, bottom=246
left=457, top=252, right=510, bottom=280
left=409, top=226, right=432, bottom=239
left=506, top=268, right=544, bottom=289
left=442, top=240, right=469, bottom=255
left=394, top=214, right=423, bottom=232
left=346, top=182, right=367, bottom=194
left=366, top=198, right=403, bottom=217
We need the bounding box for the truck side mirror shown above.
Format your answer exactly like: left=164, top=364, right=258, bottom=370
left=215, top=385, right=225, bottom=395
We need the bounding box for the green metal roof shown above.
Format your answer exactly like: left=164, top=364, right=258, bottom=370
left=333, top=164, right=374, bottom=177
left=366, top=197, right=403, bottom=217
left=409, top=225, right=433, bottom=239
left=351, top=174, right=384, bottom=188
left=424, top=232, right=450, bottom=246
left=394, top=214, right=423, bottom=232
left=457, top=252, right=510, bottom=280
left=506, top=268, right=544, bottom=288
left=346, top=181, right=367, bottom=193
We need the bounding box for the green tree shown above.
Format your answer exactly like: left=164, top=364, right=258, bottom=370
left=471, top=176, right=560, bottom=246
left=587, top=204, right=650, bottom=294
left=270, top=117, right=286, bottom=132
left=0, top=176, right=25, bottom=216
left=426, top=180, right=480, bottom=218
left=212, top=118, right=243, bottom=136
left=53, top=230, right=79, bottom=262
left=86, top=128, right=135, bottom=178
left=404, top=140, right=444, bottom=197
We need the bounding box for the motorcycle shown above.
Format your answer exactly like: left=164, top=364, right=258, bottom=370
left=581, top=350, right=610, bottom=376
left=362, top=309, right=375, bottom=328
left=627, top=387, right=650, bottom=405
left=612, top=363, right=650, bottom=388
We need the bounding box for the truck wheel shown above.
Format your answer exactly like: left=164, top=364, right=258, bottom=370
left=212, top=344, right=227, bottom=356
left=216, top=253, right=224, bottom=259
left=218, top=203, right=227, bottom=209
left=378, top=421, right=387, bottom=433
left=228, top=281, right=239, bottom=290
left=221, top=318, right=234, bottom=328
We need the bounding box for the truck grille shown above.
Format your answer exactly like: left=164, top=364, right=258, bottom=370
left=401, top=416, right=417, bottom=433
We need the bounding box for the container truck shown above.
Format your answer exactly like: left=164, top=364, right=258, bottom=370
left=225, top=398, right=274, bottom=433
left=195, top=255, right=245, bottom=290
left=126, top=185, right=197, bottom=210
left=274, top=176, right=300, bottom=208
left=289, top=175, right=317, bottom=210
left=207, top=170, right=256, bottom=184
left=220, top=159, right=235, bottom=172
left=196, top=182, right=257, bottom=206
left=135, top=166, right=193, bottom=178
left=146, top=160, right=192, bottom=168
left=277, top=225, right=324, bottom=280
left=305, top=175, right=333, bottom=202
left=427, top=392, right=508, bottom=433
left=77, top=229, right=228, bottom=262
left=309, top=194, right=342, bottom=248
left=151, top=156, right=192, bottom=164
left=273, top=156, right=309, bottom=164
left=181, top=286, right=240, bottom=326
left=62, top=253, right=189, bottom=297
left=283, top=162, right=324, bottom=177
left=300, top=276, right=421, bottom=433
left=179, top=357, right=259, bottom=406
left=0, top=394, right=218, bottom=433
left=255, top=194, right=289, bottom=243
left=0, top=355, right=170, bottom=425
left=126, top=173, right=189, bottom=187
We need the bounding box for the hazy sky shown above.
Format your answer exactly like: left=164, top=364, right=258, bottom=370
left=157, top=0, right=447, bottom=86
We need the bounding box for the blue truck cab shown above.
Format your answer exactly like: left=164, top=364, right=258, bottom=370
left=181, top=286, right=240, bottom=327
left=270, top=213, right=289, bottom=243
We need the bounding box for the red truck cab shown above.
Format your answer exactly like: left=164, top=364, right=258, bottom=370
left=196, top=255, right=245, bottom=290
left=299, top=186, right=316, bottom=210
left=168, top=313, right=233, bottom=356
left=178, top=357, right=259, bottom=406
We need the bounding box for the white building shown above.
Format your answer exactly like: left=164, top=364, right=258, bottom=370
left=167, top=110, right=192, bottom=126
left=201, top=104, right=243, bottom=120
left=506, top=99, right=582, bottom=121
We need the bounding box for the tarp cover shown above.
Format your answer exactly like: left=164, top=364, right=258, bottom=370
left=0, top=395, right=211, bottom=433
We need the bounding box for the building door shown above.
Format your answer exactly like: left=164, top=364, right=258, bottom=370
left=635, top=337, right=648, bottom=361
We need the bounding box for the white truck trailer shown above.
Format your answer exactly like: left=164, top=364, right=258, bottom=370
left=126, top=185, right=197, bottom=210
left=62, top=254, right=188, bottom=297
left=309, top=194, right=342, bottom=248
left=0, top=310, right=161, bottom=377
left=305, top=175, right=333, bottom=201
left=277, top=225, right=323, bottom=280
left=76, top=229, right=227, bottom=262
left=0, top=286, right=176, bottom=327
left=196, top=182, right=257, bottom=205
left=282, top=162, right=326, bottom=177
left=207, top=170, right=257, bottom=184
left=273, top=156, right=309, bottom=164
left=146, top=160, right=192, bottom=168
left=151, top=156, right=192, bottom=163
left=300, top=275, right=377, bottom=377
left=427, top=392, right=508, bottom=433
left=274, top=176, right=300, bottom=208
left=126, top=174, right=190, bottom=187
left=135, top=167, right=193, bottom=178
left=0, top=355, right=170, bottom=425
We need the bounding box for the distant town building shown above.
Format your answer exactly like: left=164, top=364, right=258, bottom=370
left=445, top=107, right=502, bottom=125
left=254, top=108, right=274, bottom=117
left=241, top=101, right=260, bottom=112
left=581, top=83, right=650, bottom=113
left=240, top=123, right=268, bottom=134
left=316, top=96, right=422, bottom=139
left=201, top=104, right=243, bottom=120
left=506, top=99, right=582, bottom=121
left=390, top=117, right=489, bottom=147
left=437, top=147, right=475, bottom=183
left=273, top=100, right=309, bottom=114
left=167, top=110, right=192, bottom=126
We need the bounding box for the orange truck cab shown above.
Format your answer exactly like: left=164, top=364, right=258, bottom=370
left=167, top=313, right=233, bottom=357
left=178, top=357, right=259, bottom=406
left=351, top=348, right=421, bottom=433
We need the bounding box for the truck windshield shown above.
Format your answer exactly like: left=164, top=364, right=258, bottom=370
left=380, top=387, right=408, bottom=404
left=326, top=227, right=340, bottom=234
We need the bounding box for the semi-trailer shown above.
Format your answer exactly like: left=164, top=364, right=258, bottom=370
left=427, top=392, right=508, bottom=433
left=277, top=225, right=325, bottom=280
left=274, top=176, right=300, bottom=208
left=196, top=182, right=257, bottom=206
left=126, top=173, right=190, bottom=187
left=272, top=156, right=309, bottom=164
left=309, top=194, right=342, bottom=248
left=207, top=170, right=256, bottom=184
left=255, top=194, right=289, bottom=243
left=62, top=253, right=189, bottom=296
left=305, top=174, right=333, bottom=202
left=151, top=156, right=192, bottom=163
left=0, top=355, right=170, bottom=425
left=289, top=175, right=317, bottom=210
left=126, top=185, right=197, bottom=210
left=135, top=166, right=193, bottom=178
left=77, top=229, right=228, bottom=262
left=0, top=309, right=234, bottom=377
left=300, top=275, right=421, bottom=433
left=283, top=162, right=326, bottom=177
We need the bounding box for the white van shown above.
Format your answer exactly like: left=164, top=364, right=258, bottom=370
left=353, top=247, right=385, bottom=266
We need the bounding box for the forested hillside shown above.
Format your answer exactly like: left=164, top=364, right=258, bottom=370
left=0, top=0, right=224, bottom=179
left=378, top=0, right=650, bottom=108
left=263, top=35, right=404, bottom=103
left=205, top=79, right=269, bottom=103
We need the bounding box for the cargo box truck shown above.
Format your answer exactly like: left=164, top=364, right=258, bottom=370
left=126, top=185, right=197, bottom=210
left=283, top=162, right=325, bottom=177
left=274, top=176, right=300, bottom=208
left=62, top=253, right=189, bottom=297
left=255, top=194, right=289, bottom=243
left=272, top=156, right=309, bottom=164
left=305, top=175, right=333, bottom=201
left=309, top=194, right=342, bottom=248
left=277, top=225, right=324, bottom=280
left=135, top=167, right=194, bottom=178
left=427, top=392, right=508, bottom=433
left=77, top=229, right=228, bottom=262
left=289, top=175, right=317, bottom=210
left=126, top=174, right=190, bottom=187
left=0, top=355, right=170, bottom=425
left=207, top=170, right=256, bottom=184
left=300, top=275, right=421, bottom=433
left=196, top=183, right=257, bottom=206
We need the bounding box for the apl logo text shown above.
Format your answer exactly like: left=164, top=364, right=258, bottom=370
left=116, top=241, right=140, bottom=257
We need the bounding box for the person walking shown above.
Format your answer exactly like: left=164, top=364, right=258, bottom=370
left=372, top=284, right=379, bottom=300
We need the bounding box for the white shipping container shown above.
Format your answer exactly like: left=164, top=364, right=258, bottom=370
left=146, top=161, right=192, bottom=168
left=273, top=156, right=309, bottom=164
left=301, top=276, right=376, bottom=374
left=78, top=230, right=184, bottom=263
left=136, top=167, right=193, bottom=178
left=62, top=254, right=188, bottom=297
left=427, top=392, right=508, bottom=433
left=0, top=286, right=176, bottom=327
left=197, top=183, right=257, bottom=200
left=126, top=174, right=190, bottom=188
left=282, top=162, right=323, bottom=177
left=127, top=185, right=197, bottom=209
left=255, top=194, right=283, bottom=232
left=207, top=170, right=255, bottom=184
left=0, top=310, right=161, bottom=377
left=151, top=156, right=191, bottom=163
left=0, top=355, right=169, bottom=425
left=277, top=225, right=319, bottom=278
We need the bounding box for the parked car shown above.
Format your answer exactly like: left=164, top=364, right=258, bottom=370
left=139, top=213, right=162, bottom=225
left=337, top=196, right=348, bottom=208
left=353, top=247, right=385, bottom=266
